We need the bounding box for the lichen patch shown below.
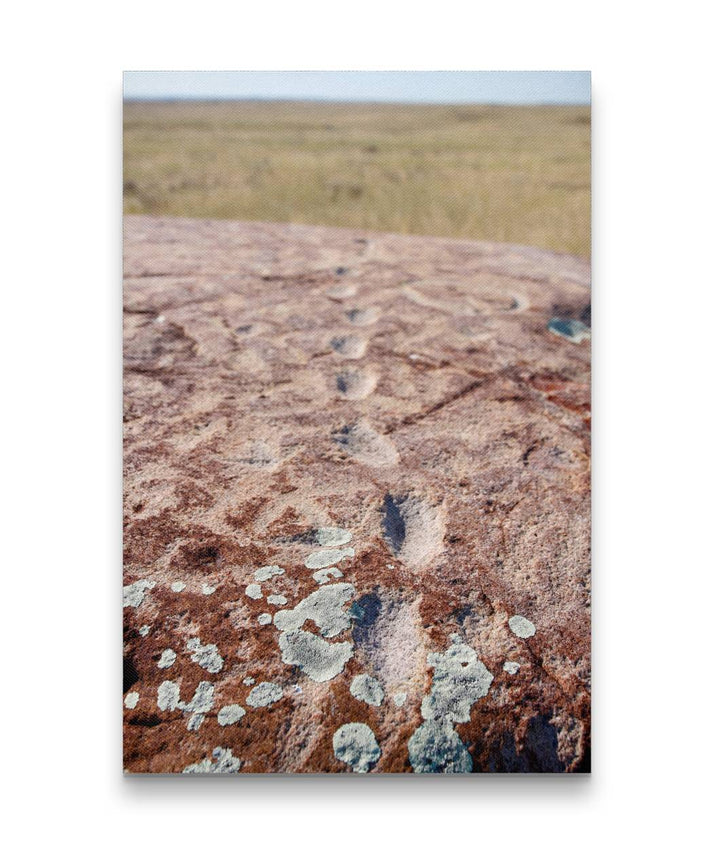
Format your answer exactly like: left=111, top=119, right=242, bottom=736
left=186, top=637, right=224, bottom=673
left=124, top=691, right=139, bottom=709
left=247, top=682, right=283, bottom=708
left=508, top=615, right=536, bottom=639
left=350, top=674, right=384, bottom=707
left=123, top=579, right=156, bottom=608
left=333, top=723, right=381, bottom=773
left=158, top=649, right=177, bottom=669
left=408, top=636, right=493, bottom=773
left=218, top=704, right=246, bottom=725
left=304, top=547, right=355, bottom=569
left=157, top=680, right=181, bottom=711
left=183, top=747, right=241, bottom=774
left=408, top=720, right=473, bottom=774
left=316, top=527, right=352, bottom=547
left=312, top=567, right=344, bottom=585
left=181, top=680, right=215, bottom=731
left=503, top=661, right=521, bottom=674
left=255, top=565, right=285, bottom=582
left=421, top=637, right=493, bottom=723
left=274, top=583, right=355, bottom=637
left=278, top=629, right=353, bottom=682
left=245, top=583, right=262, bottom=600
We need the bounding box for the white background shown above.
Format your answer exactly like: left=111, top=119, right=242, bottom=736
left=3, top=2, right=717, bottom=853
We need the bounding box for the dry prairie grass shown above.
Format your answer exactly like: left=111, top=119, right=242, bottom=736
left=123, top=100, right=590, bottom=258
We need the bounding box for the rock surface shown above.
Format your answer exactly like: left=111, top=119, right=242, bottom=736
left=123, top=216, right=591, bottom=773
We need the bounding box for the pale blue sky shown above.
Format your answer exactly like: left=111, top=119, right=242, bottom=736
left=123, top=71, right=590, bottom=104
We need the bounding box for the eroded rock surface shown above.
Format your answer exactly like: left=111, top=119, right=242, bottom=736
left=123, top=216, right=591, bottom=773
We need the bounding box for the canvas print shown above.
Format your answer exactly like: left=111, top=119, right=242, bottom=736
left=123, top=71, right=591, bottom=774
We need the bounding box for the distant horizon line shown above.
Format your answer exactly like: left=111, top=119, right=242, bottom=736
left=123, top=96, right=590, bottom=107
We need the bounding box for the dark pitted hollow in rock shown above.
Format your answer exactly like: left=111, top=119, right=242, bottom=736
left=123, top=656, right=139, bottom=693
left=333, top=419, right=399, bottom=467
left=382, top=496, right=406, bottom=555
left=124, top=217, right=590, bottom=774
left=350, top=592, right=383, bottom=647
left=382, top=494, right=446, bottom=570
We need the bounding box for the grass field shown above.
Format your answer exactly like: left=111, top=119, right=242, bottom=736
left=123, top=100, right=590, bottom=258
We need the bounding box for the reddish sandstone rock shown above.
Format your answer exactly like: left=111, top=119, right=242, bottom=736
left=123, top=216, right=590, bottom=774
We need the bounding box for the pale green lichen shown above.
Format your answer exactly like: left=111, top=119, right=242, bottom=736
left=304, top=547, right=355, bottom=569
left=350, top=674, right=384, bottom=707
left=255, top=565, right=285, bottom=582
left=316, top=527, right=352, bottom=547
left=123, top=579, right=156, bottom=608
left=408, top=636, right=493, bottom=774
left=312, top=567, right=343, bottom=585
left=245, top=583, right=262, bottom=600
left=278, top=629, right=353, bottom=682
left=408, top=721, right=473, bottom=774
left=157, top=678, right=214, bottom=730
left=258, top=613, right=272, bottom=625
left=170, top=581, right=186, bottom=593
left=393, top=692, right=407, bottom=708
left=138, top=625, right=151, bottom=637
left=421, top=638, right=493, bottom=723
left=503, top=661, right=521, bottom=675
left=246, top=682, right=283, bottom=708
left=187, top=713, right=204, bottom=731
left=157, top=680, right=180, bottom=711
left=124, top=691, right=139, bottom=709
left=182, top=681, right=215, bottom=731
left=267, top=594, right=287, bottom=605
left=201, top=584, right=217, bottom=595
left=243, top=677, right=255, bottom=686
left=183, top=747, right=241, bottom=774
left=508, top=615, right=536, bottom=639
left=333, top=723, right=381, bottom=773
left=274, top=583, right=355, bottom=638
left=186, top=637, right=224, bottom=673
left=157, top=649, right=176, bottom=669
left=217, top=704, right=246, bottom=725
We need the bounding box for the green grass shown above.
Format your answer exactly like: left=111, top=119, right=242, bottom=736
left=123, top=100, right=590, bottom=258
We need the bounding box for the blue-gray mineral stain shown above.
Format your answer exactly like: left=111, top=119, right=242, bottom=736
left=547, top=317, right=591, bottom=344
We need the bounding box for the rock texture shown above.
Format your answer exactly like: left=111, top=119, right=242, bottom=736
left=123, top=216, right=591, bottom=774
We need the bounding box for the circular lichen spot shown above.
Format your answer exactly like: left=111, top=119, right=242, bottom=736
left=408, top=720, right=473, bottom=773
left=333, top=722, right=381, bottom=773
left=350, top=674, right=384, bottom=707
left=245, top=583, right=262, bottom=600
left=508, top=615, right=536, bottom=639
left=246, top=682, right=283, bottom=708
left=217, top=704, right=246, bottom=726
left=316, top=527, right=353, bottom=547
